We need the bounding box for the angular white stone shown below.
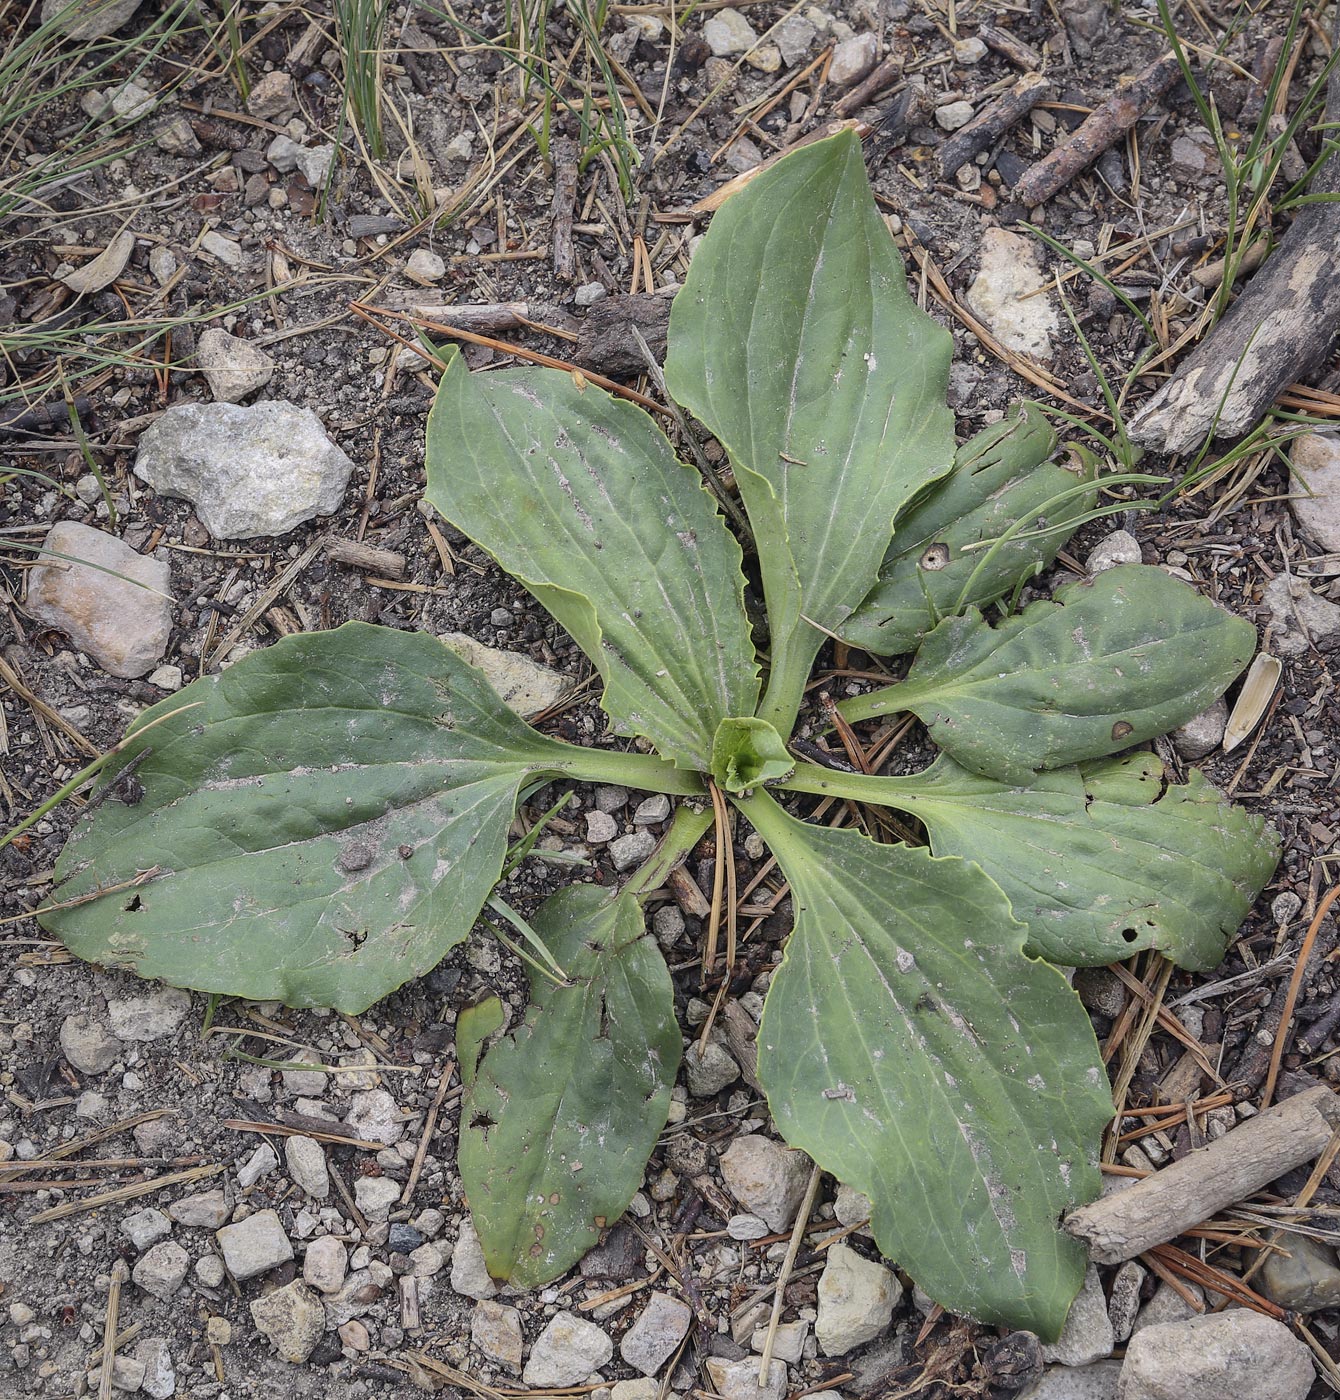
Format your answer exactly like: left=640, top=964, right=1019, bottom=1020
left=815, top=1243, right=901, bottom=1355
left=196, top=328, right=275, bottom=404
left=523, top=1311, right=614, bottom=1387
left=965, top=228, right=1059, bottom=360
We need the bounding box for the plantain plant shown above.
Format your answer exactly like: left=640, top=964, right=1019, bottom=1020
left=38, top=131, right=1279, bottom=1339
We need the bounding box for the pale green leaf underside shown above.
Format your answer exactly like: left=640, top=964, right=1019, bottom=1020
left=665, top=129, right=955, bottom=728
left=41, top=624, right=571, bottom=1012
left=840, top=565, right=1257, bottom=783
left=839, top=407, right=1095, bottom=656
left=855, top=753, right=1281, bottom=969
left=426, top=354, right=759, bottom=770
left=459, top=884, right=680, bottom=1288
left=742, top=791, right=1110, bottom=1339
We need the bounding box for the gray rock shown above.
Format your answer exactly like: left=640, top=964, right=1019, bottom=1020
left=303, top=1235, right=347, bottom=1294
left=133, top=1240, right=189, bottom=1299
left=106, top=987, right=191, bottom=1041
left=26, top=523, right=171, bottom=678
left=610, top=831, right=656, bottom=871
left=295, top=143, right=336, bottom=188
left=595, top=786, right=628, bottom=813
left=250, top=1280, right=326, bottom=1364
left=776, top=15, right=817, bottom=64
left=281, top=1052, right=328, bottom=1097
left=411, top=1241, right=447, bottom=1277
left=200, top=230, right=245, bottom=269
left=322, top=1268, right=383, bottom=1327
left=965, top=228, right=1059, bottom=361
left=619, top=1291, right=692, bottom=1375
left=40, top=0, right=140, bottom=39
left=1170, top=697, right=1227, bottom=761
left=574, top=282, right=607, bottom=307
left=134, top=1337, right=175, bottom=1400
left=168, top=1190, right=228, bottom=1228
left=833, top=1182, right=873, bottom=1230
left=237, top=1142, right=279, bottom=1188
left=720, top=1134, right=812, bottom=1232
left=523, top=1311, right=614, bottom=1386
left=1107, top=1260, right=1145, bottom=1343
left=353, top=1175, right=400, bottom=1220
left=936, top=100, right=975, bottom=131
left=472, top=1300, right=524, bottom=1371
left=246, top=70, right=295, bottom=121
left=134, top=400, right=354, bottom=541
left=85, top=1357, right=145, bottom=1392
left=1087, top=530, right=1142, bottom=574
left=1290, top=432, right=1340, bottom=552
left=216, top=1210, right=294, bottom=1280
left=1042, top=1266, right=1113, bottom=1366
left=829, top=32, right=877, bottom=85
left=196, top=1254, right=226, bottom=1287
left=110, top=79, right=154, bottom=121
left=704, top=1356, right=788, bottom=1400
left=406, top=248, right=446, bottom=284
left=285, top=1136, right=330, bottom=1199
left=440, top=633, right=569, bottom=716
left=633, top=794, right=671, bottom=824
left=586, top=810, right=618, bottom=844
left=1265, top=572, right=1340, bottom=657
left=816, top=1242, right=901, bottom=1355
left=954, top=36, right=988, bottom=63
left=155, top=117, right=200, bottom=157
left=1019, top=1362, right=1121, bottom=1399
left=685, top=1040, right=740, bottom=1097
left=345, top=1089, right=404, bottom=1146
left=1261, top=1233, right=1340, bottom=1312
left=727, top=1214, right=770, bottom=1240
left=60, top=1012, right=123, bottom=1074
left=444, top=132, right=474, bottom=162
left=750, top=1319, right=809, bottom=1365
left=653, top=905, right=686, bottom=943
left=266, top=135, right=305, bottom=172
left=612, top=1382, right=659, bottom=1400
left=703, top=7, right=758, bottom=54
left=451, top=1216, right=498, bottom=1300
left=195, top=328, right=275, bottom=403
left=121, top=1208, right=172, bottom=1251
left=1117, top=1311, right=1313, bottom=1400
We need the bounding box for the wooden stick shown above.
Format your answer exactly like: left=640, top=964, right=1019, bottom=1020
left=833, top=55, right=904, bottom=118
left=1065, top=1085, right=1340, bottom=1263
left=937, top=73, right=1053, bottom=178
left=758, top=1164, right=823, bottom=1382
left=325, top=537, right=408, bottom=579
left=97, top=1262, right=129, bottom=1400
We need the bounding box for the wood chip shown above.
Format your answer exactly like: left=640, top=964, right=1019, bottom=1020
left=60, top=231, right=136, bottom=296
left=1224, top=653, right=1282, bottom=753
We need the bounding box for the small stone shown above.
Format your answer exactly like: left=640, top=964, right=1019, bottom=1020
left=304, top=1236, right=347, bottom=1293
left=724, top=136, right=762, bottom=174
left=39, top=0, right=140, bottom=40
left=451, top=1216, right=498, bottom=1300
left=133, top=1240, right=190, bottom=1299
left=1290, top=432, right=1340, bottom=552
left=472, top=1300, right=524, bottom=1371
left=936, top=100, right=975, bottom=131
left=1170, top=133, right=1218, bottom=177
left=523, top=1311, right=614, bottom=1386
left=1264, top=573, right=1340, bottom=657
left=612, top=1382, right=659, bottom=1400
left=216, top=1210, right=294, bottom=1280
left=703, top=7, right=758, bottom=55
left=155, top=117, right=200, bottom=157
left=346, top=1089, right=404, bottom=1146
left=1119, top=1311, right=1312, bottom=1400
left=407, top=248, right=447, bottom=284
left=751, top=1320, right=809, bottom=1365
left=1261, top=1234, right=1340, bottom=1312
left=295, top=143, right=336, bottom=188
left=339, top=1319, right=370, bottom=1350
left=250, top=1280, right=326, bottom=1364
left=444, top=132, right=474, bottom=162
left=833, top=1182, right=873, bottom=1230
left=595, top=786, right=628, bottom=813
left=74, top=473, right=102, bottom=504
left=684, top=1040, right=740, bottom=1097
left=574, top=282, right=608, bottom=307
left=354, top=1175, right=401, bottom=1220
left=653, top=905, right=685, bottom=942
left=85, top=1357, right=145, bottom=1392
left=168, top=1190, right=228, bottom=1228
left=266, top=134, right=305, bottom=172
left=1171, top=697, right=1228, bottom=761
left=953, top=36, right=988, bottom=63
left=200, top=230, right=245, bottom=269
left=830, top=33, right=877, bottom=86
left=206, top=1317, right=233, bottom=1345
left=60, top=1012, right=123, bottom=1074
left=776, top=15, right=817, bottom=64
left=1107, top=1260, right=1145, bottom=1343
left=195, top=328, right=275, bottom=404
left=121, top=1208, right=172, bottom=1251
left=107, top=987, right=191, bottom=1041
left=727, top=1214, right=770, bottom=1240
left=720, top=1134, right=811, bottom=1232
left=704, top=1356, right=787, bottom=1400
left=110, top=80, right=155, bottom=122
left=1273, top=892, right=1303, bottom=925
left=411, top=1241, right=447, bottom=1277
left=237, top=1142, right=279, bottom=1188
left=586, top=810, right=618, bottom=844
left=746, top=42, right=782, bottom=73
left=633, top=794, right=671, bottom=824
left=285, top=1136, right=330, bottom=1199
left=620, top=1291, right=692, bottom=1375
left=75, top=1089, right=108, bottom=1120
left=610, top=831, right=656, bottom=871
left=1018, top=1362, right=1121, bottom=1399
left=246, top=70, right=295, bottom=120
left=388, top=1222, right=424, bottom=1252
left=1130, top=1281, right=1203, bottom=1335
left=26, top=523, right=171, bottom=678
left=439, top=634, right=569, bottom=717
left=135, top=1337, right=176, bottom=1400
left=147, top=663, right=183, bottom=691
left=134, top=400, right=354, bottom=541
left=196, top=1255, right=226, bottom=1287
left=816, top=1243, right=901, bottom=1355
left=1041, top=1265, right=1113, bottom=1366
left=1086, top=530, right=1142, bottom=574
left=965, top=227, right=1059, bottom=360
left=281, top=1051, right=328, bottom=1097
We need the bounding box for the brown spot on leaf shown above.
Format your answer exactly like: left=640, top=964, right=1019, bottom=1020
left=1111, top=720, right=1134, bottom=741
left=920, top=542, right=951, bottom=571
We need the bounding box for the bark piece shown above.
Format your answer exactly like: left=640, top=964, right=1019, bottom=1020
left=325, top=537, right=407, bottom=579
left=573, top=292, right=673, bottom=377
left=938, top=73, right=1053, bottom=178
left=1065, top=1085, right=1340, bottom=1263
left=979, top=23, right=1042, bottom=70
left=551, top=138, right=578, bottom=284
left=834, top=55, right=904, bottom=118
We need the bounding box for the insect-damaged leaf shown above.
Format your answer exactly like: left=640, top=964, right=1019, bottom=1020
left=459, top=884, right=680, bottom=1288
left=41, top=624, right=575, bottom=1012
left=839, top=407, right=1096, bottom=656
left=426, top=353, right=759, bottom=771
left=839, top=565, right=1257, bottom=783
left=665, top=129, right=955, bottom=731
left=742, top=790, right=1110, bottom=1339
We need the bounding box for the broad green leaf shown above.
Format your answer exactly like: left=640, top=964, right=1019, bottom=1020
left=42, top=625, right=586, bottom=1012
left=426, top=353, right=759, bottom=771
left=839, top=565, right=1256, bottom=783
left=711, top=716, right=793, bottom=793
left=741, top=790, right=1109, bottom=1338
left=665, top=129, right=955, bottom=732
left=459, top=884, right=680, bottom=1287
left=458, top=996, right=505, bottom=1090
left=839, top=407, right=1096, bottom=655
left=794, top=754, right=1279, bottom=969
